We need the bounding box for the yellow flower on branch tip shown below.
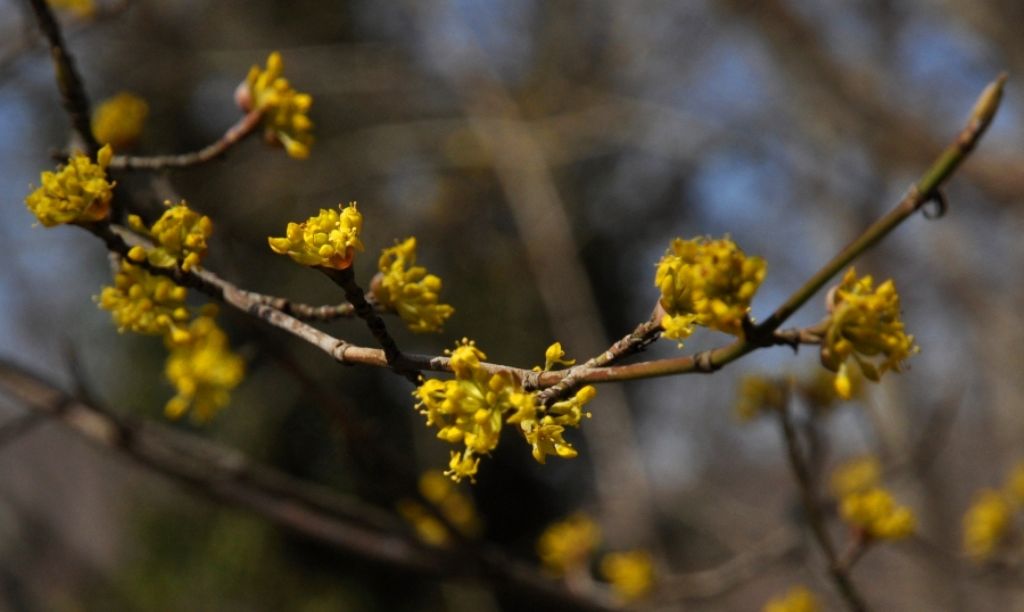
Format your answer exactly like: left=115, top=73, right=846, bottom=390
left=821, top=267, right=918, bottom=399
left=655, top=236, right=766, bottom=346
left=533, top=341, right=576, bottom=372
left=537, top=513, right=600, bottom=575
left=764, top=586, right=821, bottom=612
left=374, top=237, right=454, bottom=333
left=127, top=200, right=213, bottom=272
left=268, top=202, right=364, bottom=269
left=839, top=486, right=915, bottom=540
left=963, top=489, right=1012, bottom=562
left=239, top=51, right=314, bottom=159
left=164, top=315, right=244, bottom=422
left=830, top=456, right=881, bottom=497
left=92, top=92, right=148, bottom=149
left=413, top=339, right=596, bottom=482
left=96, top=261, right=190, bottom=342
left=600, top=550, right=655, bottom=601
left=25, top=145, right=114, bottom=227
left=734, top=374, right=786, bottom=422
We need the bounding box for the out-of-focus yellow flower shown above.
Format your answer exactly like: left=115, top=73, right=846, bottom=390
left=238, top=51, right=314, bottom=159
left=96, top=261, right=190, bottom=342
left=397, top=470, right=482, bottom=546
left=374, top=237, right=454, bottom=333
left=763, top=586, right=821, bottom=612
left=840, top=486, right=915, bottom=540
left=537, top=513, right=600, bottom=575
left=963, top=489, right=1012, bottom=562
left=48, top=0, right=95, bottom=18
left=821, top=268, right=918, bottom=400
left=25, top=145, right=114, bottom=227
left=734, top=374, right=786, bottom=422
left=600, top=550, right=655, bottom=601
left=830, top=456, right=882, bottom=497
left=655, top=236, right=766, bottom=346
left=92, top=92, right=149, bottom=149
left=1006, top=463, right=1024, bottom=507
left=164, top=315, right=244, bottom=421
left=268, top=202, right=363, bottom=269
left=413, top=340, right=596, bottom=482
left=127, top=200, right=212, bottom=272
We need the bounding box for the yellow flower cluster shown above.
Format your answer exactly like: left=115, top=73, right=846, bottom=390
left=268, top=203, right=364, bottom=269
left=127, top=201, right=213, bottom=272
left=240, top=51, right=314, bottom=159
left=830, top=455, right=882, bottom=498
left=655, top=236, right=766, bottom=346
left=92, top=92, right=149, bottom=149
left=763, top=586, right=821, bottom=612
left=25, top=145, right=114, bottom=227
left=963, top=489, right=1012, bottom=561
left=413, top=340, right=596, bottom=482
left=396, top=470, right=481, bottom=547
left=97, top=261, right=191, bottom=343
left=734, top=374, right=787, bottom=422
left=47, top=0, right=95, bottom=18
left=600, top=550, right=655, bottom=601
left=839, top=486, right=915, bottom=540
left=164, top=315, right=245, bottom=421
left=537, top=513, right=600, bottom=575
left=822, top=268, right=918, bottom=400
left=374, top=237, right=454, bottom=333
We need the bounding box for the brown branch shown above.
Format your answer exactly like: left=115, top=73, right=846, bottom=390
left=777, top=404, right=869, bottom=612
left=0, top=359, right=615, bottom=612
left=106, top=110, right=263, bottom=170
left=26, top=0, right=100, bottom=154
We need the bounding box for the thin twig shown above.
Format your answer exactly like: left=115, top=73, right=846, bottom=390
left=105, top=110, right=263, bottom=170
left=777, top=403, right=869, bottom=612
left=26, top=0, right=99, bottom=154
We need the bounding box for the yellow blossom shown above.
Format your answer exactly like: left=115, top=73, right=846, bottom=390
left=268, top=202, right=364, bottom=269
left=800, top=366, right=861, bottom=409
left=92, top=92, right=148, bottom=149
left=539, top=342, right=575, bottom=371
left=600, top=550, right=655, bottom=601
left=397, top=470, right=481, bottom=546
left=655, top=236, right=766, bottom=346
left=734, top=374, right=786, bottom=422
left=25, top=145, right=114, bottom=227
left=373, top=237, right=454, bottom=333
left=963, top=489, right=1012, bottom=561
left=413, top=340, right=596, bottom=482
left=164, top=315, right=245, bottom=421
left=239, top=51, right=314, bottom=159
left=96, top=261, right=190, bottom=342
left=821, top=268, right=918, bottom=399
left=127, top=200, right=213, bottom=272
left=537, top=513, right=600, bottom=575
left=840, top=486, right=916, bottom=540
left=47, top=0, right=95, bottom=18
left=830, top=456, right=882, bottom=497
left=764, top=586, right=821, bottom=612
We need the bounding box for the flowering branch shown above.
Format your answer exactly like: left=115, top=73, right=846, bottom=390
left=0, top=358, right=616, bottom=612
left=105, top=109, right=263, bottom=170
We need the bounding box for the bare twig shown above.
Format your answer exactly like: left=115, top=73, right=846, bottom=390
left=105, top=110, right=263, bottom=170
left=25, top=0, right=99, bottom=154
left=777, top=403, right=869, bottom=612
